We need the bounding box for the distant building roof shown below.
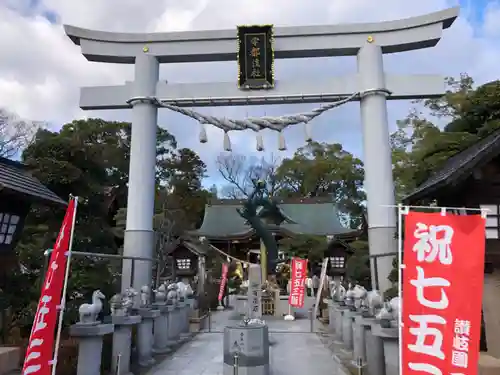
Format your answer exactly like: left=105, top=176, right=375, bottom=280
left=404, top=128, right=500, bottom=203
left=190, top=197, right=358, bottom=240
left=0, top=157, right=67, bottom=205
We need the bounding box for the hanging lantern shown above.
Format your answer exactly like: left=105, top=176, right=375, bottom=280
left=256, top=130, right=264, bottom=151
left=304, top=122, right=313, bottom=142
left=278, top=131, right=286, bottom=151
left=223, top=131, right=232, bottom=151
left=199, top=122, right=208, bottom=143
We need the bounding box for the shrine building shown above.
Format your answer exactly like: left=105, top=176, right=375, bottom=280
left=189, top=197, right=362, bottom=278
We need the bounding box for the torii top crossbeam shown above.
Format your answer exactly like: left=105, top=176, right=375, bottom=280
left=65, top=7, right=457, bottom=63
left=64, top=7, right=458, bottom=109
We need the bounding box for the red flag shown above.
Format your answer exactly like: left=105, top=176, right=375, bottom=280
left=402, top=211, right=485, bottom=375
left=289, top=257, right=308, bottom=308
left=218, top=263, right=229, bottom=302
left=22, top=198, right=77, bottom=375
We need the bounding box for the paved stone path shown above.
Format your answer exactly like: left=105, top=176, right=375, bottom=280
left=146, top=309, right=346, bottom=375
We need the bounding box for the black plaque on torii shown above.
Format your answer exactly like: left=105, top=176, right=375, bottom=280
left=237, top=24, right=275, bottom=90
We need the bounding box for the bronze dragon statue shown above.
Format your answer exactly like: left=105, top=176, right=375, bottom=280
left=236, top=180, right=294, bottom=277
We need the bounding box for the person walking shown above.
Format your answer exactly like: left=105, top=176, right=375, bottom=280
left=312, top=274, right=320, bottom=297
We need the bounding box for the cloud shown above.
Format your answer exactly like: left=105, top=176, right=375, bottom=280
left=1, top=0, right=499, bottom=186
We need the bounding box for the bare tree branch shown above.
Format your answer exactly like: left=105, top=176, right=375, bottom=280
left=216, top=153, right=283, bottom=198
left=0, top=108, right=43, bottom=158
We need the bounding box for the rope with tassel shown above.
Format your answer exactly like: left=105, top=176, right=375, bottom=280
left=127, top=90, right=386, bottom=151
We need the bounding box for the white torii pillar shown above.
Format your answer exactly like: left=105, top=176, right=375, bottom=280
left=64, top=7, right=459, bottom=294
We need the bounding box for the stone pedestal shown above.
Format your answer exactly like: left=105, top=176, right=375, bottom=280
left=353, top=315, right=374, bottom=368
left=327, top=300, right=336, bottom=332
left=372, top=324, right=399, bottom=375
left=167, top=303, right=181, bottom=345
left=179, top=300, right=193, bottom=340
left=363, top=320, right=386, bottom=375
left=350, top=311, right=365, bottom=364
left=333, top=305, right=348, bottom=342
left=341, top=308, right=356, bottom=350
left=104, top=315, right=141, bottom=375
left=70, top=323, right=114, bottom=375
left=137, top=308, right=160, bottom=367
left=223, top=323, right=270, bottom=375
left=152, top=303, right=172, bottom=354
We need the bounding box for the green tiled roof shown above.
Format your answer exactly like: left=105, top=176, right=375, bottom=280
left=191, top=197, right=356, bottom=239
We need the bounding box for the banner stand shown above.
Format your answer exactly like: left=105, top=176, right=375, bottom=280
left=51, top=196, right=79, bottom=375
left=284, top=304, right=294, bottom=321
left=390, top=203, right=488, bottom=375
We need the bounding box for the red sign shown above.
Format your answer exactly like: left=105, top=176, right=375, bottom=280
left=22, top=198, right=77, bottom=375
left=402, top=211, right=485, bottom=375
left=218, top=263, right=229, bottom=302
left=289, top=257, right=308, bottom=307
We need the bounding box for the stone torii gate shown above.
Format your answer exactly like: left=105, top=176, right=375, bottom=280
left=65, top=7, right=459, bottom=294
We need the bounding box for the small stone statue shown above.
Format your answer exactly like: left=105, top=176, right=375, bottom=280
left=352, top=285, right=367, bottom=309
left=363, top=290, right=383, bottom=317
left=154, top=282, right=168, bottom=304
left=389, top=296, right=401, bottom=322
left=331, top=281, right=346, bottom=302
left=166, top=283, right=178, bottom=305
left=140, top=285, right=151, bottom=308
left=78, top=290, right=105, bottom=324
left=109, top=292, right=124, bottom=316
left=344, top=284, right=355, bottom=307
left=176, top=281, right=186, bottom=301
left=124, top=288, right=137, bottom=313
left=185, top=283, right=194, bottom=298
left=376, top=301, right=394, bottom=327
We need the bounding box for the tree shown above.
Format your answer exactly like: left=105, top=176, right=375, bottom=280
left=216, top=153, right=283, bottom=198
left=279, top=235, right=327, bottom=270
left=4, top=118, right=179, bottom=338
left=276, top=142, right=366, bottom=228
left=0, top=108, right=42, bottom=158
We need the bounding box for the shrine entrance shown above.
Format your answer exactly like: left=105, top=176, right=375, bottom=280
left=64, top=7, right=459, bottom=298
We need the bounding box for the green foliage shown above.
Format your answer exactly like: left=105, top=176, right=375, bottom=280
left=345, top=240, right=371, bottom=289
left=276, top=142, right=366, bottom=228
left=279, top=234, right=327, bottom=267
left=2, top=118, right=209, bottom=342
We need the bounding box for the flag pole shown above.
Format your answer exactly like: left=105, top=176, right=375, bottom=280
left=397, top=204, right=407, bottom=375
left=51, top=196, right=78, bottom=375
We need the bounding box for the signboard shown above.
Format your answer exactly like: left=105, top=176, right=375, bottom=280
left=247, top=264, right=262, bottom=318
left=402, top=211, right=485, bottom=375
left=236, top=24, right=275, bottom=90
left=289, top=257, right=308, bottom=308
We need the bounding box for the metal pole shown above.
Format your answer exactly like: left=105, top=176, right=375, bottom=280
left=40, top=249, right=51, bottom=293
left=208, top=307, right=212, bottom=332
left=233, top=353, right=239, bottom=375
left=309, top=308, right=314, bottom=333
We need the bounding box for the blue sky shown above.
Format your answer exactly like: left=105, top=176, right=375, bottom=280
left=2, top=0, right=500, bottom=191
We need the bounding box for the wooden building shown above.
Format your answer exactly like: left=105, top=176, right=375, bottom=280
left=403, top=128, right=500, bottom=359
left=0, top=157, right=66, bottom=256
left=189, top=197, right=361, bottom=278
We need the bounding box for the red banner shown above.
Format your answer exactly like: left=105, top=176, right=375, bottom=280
left=289, top=257, right=308, bottom=308
left=22, top=198, right=77, bottom=375
left=218, top=263, right=229, bottom=302
left=402, top=211, right=485, bottom=375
